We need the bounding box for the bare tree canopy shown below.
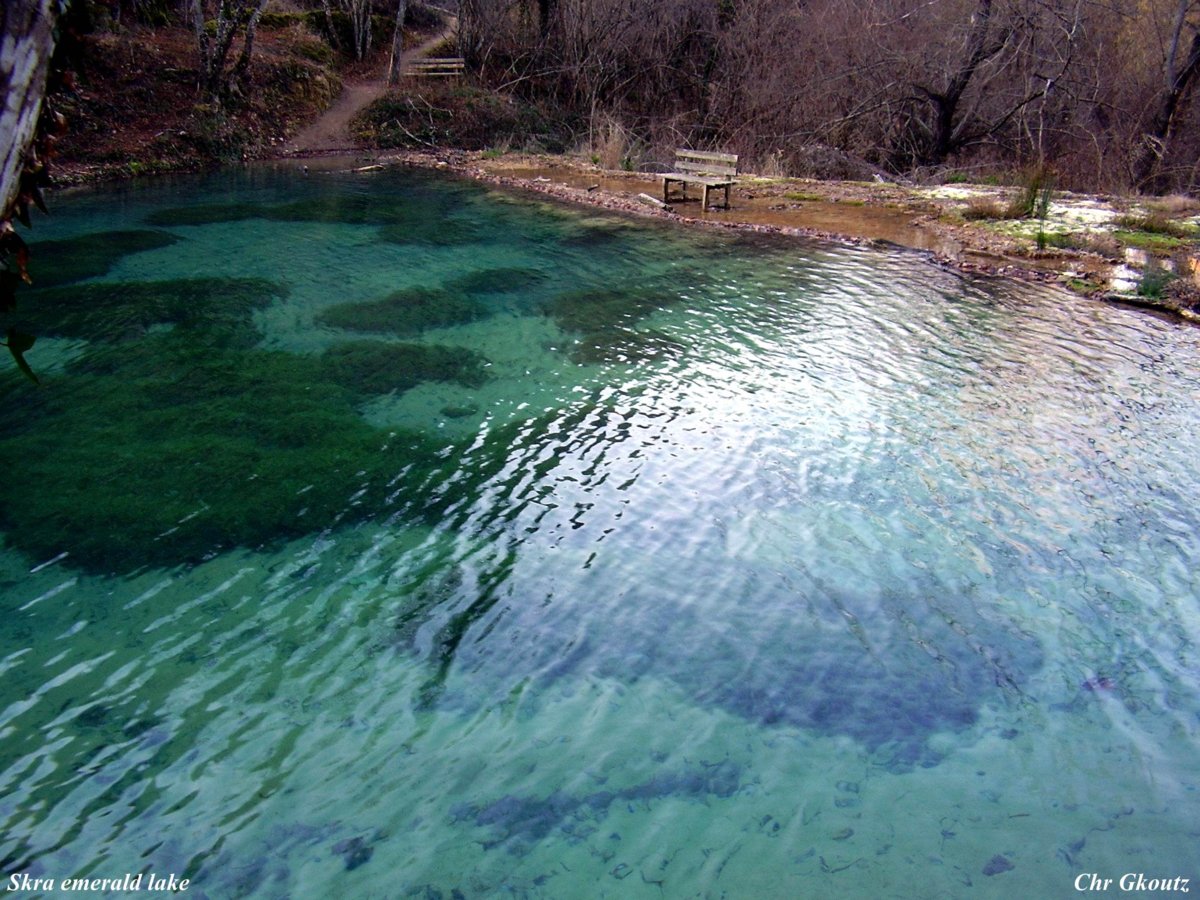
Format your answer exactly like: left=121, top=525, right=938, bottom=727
left=459, top=0, right=1200, bottom=192
left=191, top=0, right=270, bottom=102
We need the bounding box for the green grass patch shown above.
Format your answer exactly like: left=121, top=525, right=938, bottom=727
left=1113, top=230, right=1191, bottom=253
left=942, top=172, right=1007, bottom=186
left=1038, top=231, right=1121, bottom=257
left=1112, top=214, right=1199, bottom=240
left=1136, top=263, right=1177, bottom=299
left=1065, top=277, right=1103, bottom=295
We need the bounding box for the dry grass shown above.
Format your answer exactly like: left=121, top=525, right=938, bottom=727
left=1145, top=194, right=1200, bottom=217
left=961, top=197, right=1016, bottom=221
left=592, top=116, right=634, bottom=170
left=1112, top=212, right=1199, bottom=239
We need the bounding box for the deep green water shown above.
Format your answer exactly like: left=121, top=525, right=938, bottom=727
left=1, top=165, right=1198, bottom=898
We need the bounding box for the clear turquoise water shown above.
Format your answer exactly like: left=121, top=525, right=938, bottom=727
left=1, top=165, right=1199, bottom=898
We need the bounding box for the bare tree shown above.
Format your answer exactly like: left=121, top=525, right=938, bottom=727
left=1131, top=0, right=1200, bottom=190
left=458, top=0, right=1200, bottom=191
left=191, top=0, right=270, bottom=103
left=343, top=0, right=373, bottom=61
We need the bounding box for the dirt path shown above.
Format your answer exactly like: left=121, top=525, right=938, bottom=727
left=285, top=19, right=457, bottom=156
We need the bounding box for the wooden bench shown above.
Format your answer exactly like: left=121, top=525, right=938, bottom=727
left=662, top=150, right=738, bottom=210
left=402, top=57, right=466, bottom=78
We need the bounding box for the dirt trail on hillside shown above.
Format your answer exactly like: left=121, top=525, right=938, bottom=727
left=285, top=19, right=457, bottom=155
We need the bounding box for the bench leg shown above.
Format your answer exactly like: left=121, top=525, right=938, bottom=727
left=702, top=184, right=710, bottom=210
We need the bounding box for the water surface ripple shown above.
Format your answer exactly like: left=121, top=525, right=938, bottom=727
left=0, top=168, right=1198, bottom=897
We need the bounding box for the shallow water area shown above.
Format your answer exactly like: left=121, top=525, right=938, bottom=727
left=1, top=165, right=1199, bottom=898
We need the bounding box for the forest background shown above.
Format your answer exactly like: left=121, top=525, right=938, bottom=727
left=3, top=0, right=1200, bottom=197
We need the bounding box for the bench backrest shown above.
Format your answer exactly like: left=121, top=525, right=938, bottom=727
left=674, top=149, right=738, bottom=177
left=403, top=58, right=466, bottom=77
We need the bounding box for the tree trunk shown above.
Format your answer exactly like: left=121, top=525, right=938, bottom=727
left=231, top=0, right=268, bottom=93
left=1131, top=1, right=1200, bottom=192
left=537, top=0, right=555, bottom=38
left=320, top=0, right=340, bottom=51
left=345, top=0, right=371, bottom=62
left=1, top=0, right=61, bottom=216
left=914, top=0, right=1006, bottom=165
left=386, top=0, right=408, bottom=85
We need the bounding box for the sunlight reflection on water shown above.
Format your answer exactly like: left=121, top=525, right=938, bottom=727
left=0, top=166, right=1198, bottom=898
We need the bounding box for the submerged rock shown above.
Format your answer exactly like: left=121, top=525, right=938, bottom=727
left=332, top=836, right=374, bottom=870
left=982, top=854, right=1014, bottom=876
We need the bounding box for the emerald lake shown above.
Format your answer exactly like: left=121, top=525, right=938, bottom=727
left=1, top=165, right=1198, bottom=898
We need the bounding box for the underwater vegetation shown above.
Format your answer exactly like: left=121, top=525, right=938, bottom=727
left=143, top=202, right=256, bottom=227
left=28, top=230, right=180, bottom=289
left=542, top=283, right=690, bottom=365
left=145, top=193, right=461, bottom=229
left=0, top=334, right=419, bottom=571
left=20, top=277, right=285, bottom=343
left=542, top=282, right=685, bottom=335
left=375, top=218, right=481, bottom=247
left=316, top=287, right=490, bottom=336
left=429, top=571, right=1043, bottom=773
left=446, top=266, right=547, bottom=296
left=567, top=329, right=686, bottom=366
left=555, top=222, right=632, bottom=249
left=451, top=760, right=741, bottom=854
left=321, top=340, right=490, bottom=395
left=146, top=189, right=485, bottom=246
left=0, top=267, right=497, bottom=572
